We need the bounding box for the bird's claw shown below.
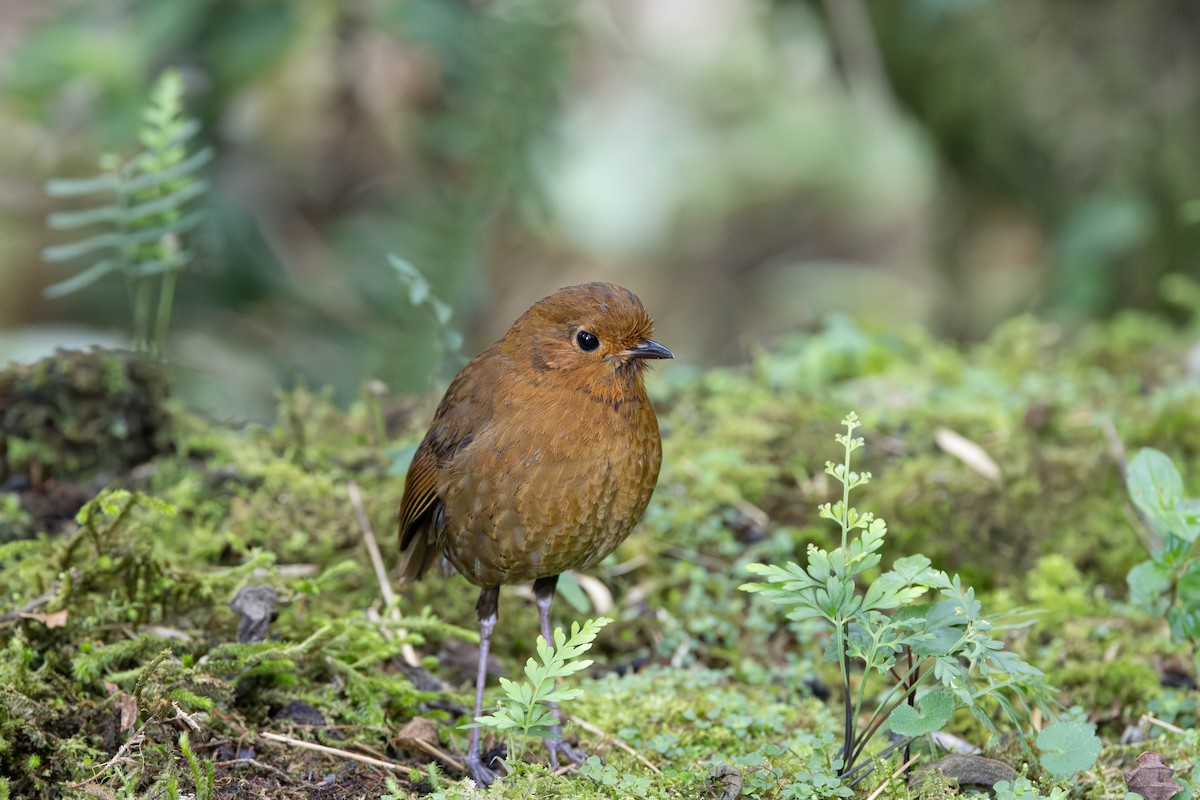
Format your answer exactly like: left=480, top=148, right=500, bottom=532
left=465, top=752, right=500, bottom=788
left=545, top=736, right=588, bottom=770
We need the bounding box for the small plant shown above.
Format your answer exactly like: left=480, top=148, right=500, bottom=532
left=389, top=254, right=465, bottom=378
left=1124, top=448, right=1200, bottom=674
left=178, top=731, right=215, bottom=800
left=474, top=616, right=611, bottom=763
left=579, top=755, right=655, bottom=798
left=1034, top=720, right=1101, bottom=781
left=43, top=69, right=211, bottom=354
left=736, top=744, right=851, bottom=799
left=742, top=413, right=1058, bottom=782
left=992, top=776, right=1069, bottom=800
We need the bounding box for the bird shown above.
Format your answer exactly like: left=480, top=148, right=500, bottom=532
left=397, top=282, right=672, bottom=786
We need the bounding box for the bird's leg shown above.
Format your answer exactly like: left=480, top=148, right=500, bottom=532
left=466, top=586, right=501, bottom=787
left=533, top=575, right=588, bottom=769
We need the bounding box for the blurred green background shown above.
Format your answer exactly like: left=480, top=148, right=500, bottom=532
left=2, top=0, right=1198, bottom=419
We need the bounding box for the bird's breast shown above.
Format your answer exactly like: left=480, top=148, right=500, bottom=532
left=436, top=381, right=661, bottom=586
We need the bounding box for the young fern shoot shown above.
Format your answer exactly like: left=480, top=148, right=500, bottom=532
left=743, top=413, right=1053, bottom=783
left=474, top=617, right=611, bottom=764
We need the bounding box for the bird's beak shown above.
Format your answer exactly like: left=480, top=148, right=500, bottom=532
left=625, top=338, right=674, bottom=360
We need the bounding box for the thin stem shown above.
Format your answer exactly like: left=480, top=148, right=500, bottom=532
left=857, top=655, right=928, bottom=739
left=133, top=278, right=152, bottom=351
left=841, top=421, right=853, bottom=551
left=836, top=417, right=856, bottom=768
left=113, top=160, right=146, bottom=349
left=847, top=657, right=931, bottom=769
left=903, top=648, right=915, bottom=770
left=153, top=261, right=178, bottom=354
left=851, top=628, right=880, bottom=737
left=843, top=736, right=912, bottom=787
left=836, top=622, right=855, bottom=768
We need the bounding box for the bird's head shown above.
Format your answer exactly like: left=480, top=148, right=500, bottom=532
left=504, top=283, right=673, bottom=386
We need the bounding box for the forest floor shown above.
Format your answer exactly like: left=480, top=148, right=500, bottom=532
left=1, top=312, right=1199, bottom=799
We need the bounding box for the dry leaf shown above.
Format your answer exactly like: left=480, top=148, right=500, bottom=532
left=571, top=572, right=614, bottom=615
left=115, top=694, right=138, bottom=731
left=19, top=609, right=68, bottom=628
left=394, top=716, right=465, bottom=774
left=144, top=625, right=193, bottom=642
left=1124, top=751, right=1182, bottom=800
left=935, top=427, right=1002, bottom=482
left=396, top=717, right=440, bottom=750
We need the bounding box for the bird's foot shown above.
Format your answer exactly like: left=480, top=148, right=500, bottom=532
left=545, top=736, right=588, bottom=770
left=465, top=752, right=500, bottom=788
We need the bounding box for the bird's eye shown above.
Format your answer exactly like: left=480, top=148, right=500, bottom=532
left=576, top=330, right=600, bottom=352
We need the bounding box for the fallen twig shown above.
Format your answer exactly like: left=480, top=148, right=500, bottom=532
left=260, top=730, right=408, bottom=772
left=1142, top=714, right=1187, bottom=735
left=1099, top=417, right=1158, bottom=551
left=391, top=732, right=466, bottom=775
left=1099, top=416, right=1129, bottom=477
left=348, top=480, right=420, bottom=667
left=864, top=754, right=920, bottom=800
left=68, top=714, right=157, bottom=788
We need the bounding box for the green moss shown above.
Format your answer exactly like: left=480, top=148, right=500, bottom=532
left=2, top=312, right=1200, bottom=796
left=0, top=348, right=172, bottom=486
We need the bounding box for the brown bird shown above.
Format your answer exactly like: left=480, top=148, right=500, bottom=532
left=397, top=282, right=672, bottom=785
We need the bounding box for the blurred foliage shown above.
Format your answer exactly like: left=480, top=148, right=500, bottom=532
left=1123, top=448, right=1200, bottom=676
left=41, top=69, right=211, bottom=354
left=2, top=1, right=1199, bottom=417
left=869, top=0, right=1200, bottom=327
left=2, top=0, right=575, bottom=416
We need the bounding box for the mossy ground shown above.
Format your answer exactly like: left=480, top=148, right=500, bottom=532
left=1, top=312, right=1199, bottom=798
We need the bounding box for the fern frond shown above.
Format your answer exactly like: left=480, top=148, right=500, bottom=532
left=41, top=67, right=211, bottom=353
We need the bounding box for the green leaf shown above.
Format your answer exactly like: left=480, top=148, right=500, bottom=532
left=1036, top=721, right=1101, bottom=779
left=1179, top=558, right=1200, bottom=601
left=429, top=298, right=453, bottom=326
left=46, top=173, right=121, bottom=197
left=555, top=572, right=591, bottom=615
left=1127, top=559, right=1172, bottom=615
left=861, top=571, right=927, bottom=612
left=123, top=210, right=206, bottom=245
left=442, top=328, right=464, bottom=354
left=124, top=179, right=210, bottom=221
left=1167, top=603, right=1200, bottom=644
left=388, top=253, right=421, bottom=281
left=124, top=148, right=213, bottom=191
left=46, top=204, right=126, bottom=229
left=42, top=232, right=124, bottom=262
left=474, top=616, right=611, bottom=749
left=1127, top=448, right=1199, bottom=542
left=43, top=259, right=122, bottom=298
left=887, top=690, right=956, bottom=737
left=1128, top=448, right=1183, bottom=512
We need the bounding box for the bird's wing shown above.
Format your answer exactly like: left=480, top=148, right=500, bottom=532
left=397, top=347, right=506, bottom=582
left=398, top=443, right=441, bottom=547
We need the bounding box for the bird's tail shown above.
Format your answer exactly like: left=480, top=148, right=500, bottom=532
left=398, top=529, right=436, bottom=585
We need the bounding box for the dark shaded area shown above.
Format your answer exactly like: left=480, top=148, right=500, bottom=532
left=0, top=348, right=172, bottom=483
